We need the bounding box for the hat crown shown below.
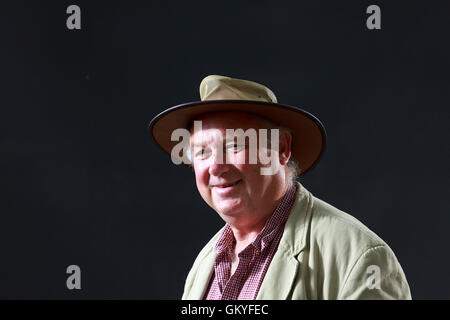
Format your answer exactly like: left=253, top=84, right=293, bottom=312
left=199, top=75, right=278, bottom=103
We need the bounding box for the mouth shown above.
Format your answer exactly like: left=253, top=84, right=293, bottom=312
left=213, top=179, right=242, bottom=189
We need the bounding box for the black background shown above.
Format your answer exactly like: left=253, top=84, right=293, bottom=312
left=1, top=0, right=449, bottom=299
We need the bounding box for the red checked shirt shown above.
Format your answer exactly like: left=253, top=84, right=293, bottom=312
left=204, top=183, right=298, bottom=300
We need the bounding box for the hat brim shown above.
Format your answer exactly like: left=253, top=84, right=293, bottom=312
left=148, top=100, right=326, bottom=176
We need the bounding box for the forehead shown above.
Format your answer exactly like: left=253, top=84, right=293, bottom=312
left=190, top=111, right=268, bottom=132
left=189, top=111, right=268, bottom=145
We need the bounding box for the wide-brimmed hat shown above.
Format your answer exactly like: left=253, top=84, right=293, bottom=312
left=148, top=75, right=326, bottom=176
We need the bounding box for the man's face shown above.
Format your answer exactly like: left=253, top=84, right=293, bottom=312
left=189, top=111, right=291, bottom=224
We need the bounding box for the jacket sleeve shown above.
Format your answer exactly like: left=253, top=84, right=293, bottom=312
left=338, top=245, right=412, bottom=299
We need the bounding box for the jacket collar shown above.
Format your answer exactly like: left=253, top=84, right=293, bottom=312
left=256, top=182, right=312, bottom=299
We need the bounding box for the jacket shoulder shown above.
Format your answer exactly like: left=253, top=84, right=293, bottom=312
left=310, top=196, right=386, bottom=249
left=304, top=195, right=411, bottom=299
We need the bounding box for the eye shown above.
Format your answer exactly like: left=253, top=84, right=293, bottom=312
left=194, top=147, right=211, bottom=159
left=227, top=143, right=245, bottom=152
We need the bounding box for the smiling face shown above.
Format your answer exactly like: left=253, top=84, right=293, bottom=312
left=189, top=111, right=292, bottom=228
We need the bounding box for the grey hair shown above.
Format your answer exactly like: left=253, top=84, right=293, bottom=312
left=287, top=157, right=300, bottom=184
left=264, top=120, right=300, bottom=184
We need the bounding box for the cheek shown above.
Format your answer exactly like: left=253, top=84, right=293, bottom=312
left=238, top=163, right=268, bottom=188
left=194, top=164, right=210, bottom=191
left=226, top=150, right=250, bottom=165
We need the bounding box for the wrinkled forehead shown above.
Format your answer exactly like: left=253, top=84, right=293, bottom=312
left=189, top=111, right=270, bottom=133
left=188, top=111, right=270, bottom=145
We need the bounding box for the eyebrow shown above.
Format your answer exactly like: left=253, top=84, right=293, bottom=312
left=191, top=143, right=206, bottom=148
left=191, top=135, right=253, bottom=145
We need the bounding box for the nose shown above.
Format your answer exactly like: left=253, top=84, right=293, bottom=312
left=209, top=162, right=231, bottom=177
left=208, top=153, right=230, bottom=177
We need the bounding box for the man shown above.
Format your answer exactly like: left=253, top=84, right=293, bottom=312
left=149, top=75, right=411, bottom=300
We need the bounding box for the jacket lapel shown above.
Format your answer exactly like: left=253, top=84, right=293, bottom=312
left=256, top=247, right=300, bottom=299
left=256, top=182, right=312, bottom=300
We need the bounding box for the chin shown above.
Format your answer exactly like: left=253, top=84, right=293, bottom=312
left=215, top=202, right=244, bottom=217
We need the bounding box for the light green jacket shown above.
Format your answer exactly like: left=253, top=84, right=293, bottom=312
left=182, top=182, right=412, bottom=300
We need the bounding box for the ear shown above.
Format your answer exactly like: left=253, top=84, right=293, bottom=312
left=278, top=130, right=292, bottom=166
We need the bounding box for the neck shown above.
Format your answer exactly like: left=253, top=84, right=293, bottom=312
left=229, top=219, right=268, bottom=248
